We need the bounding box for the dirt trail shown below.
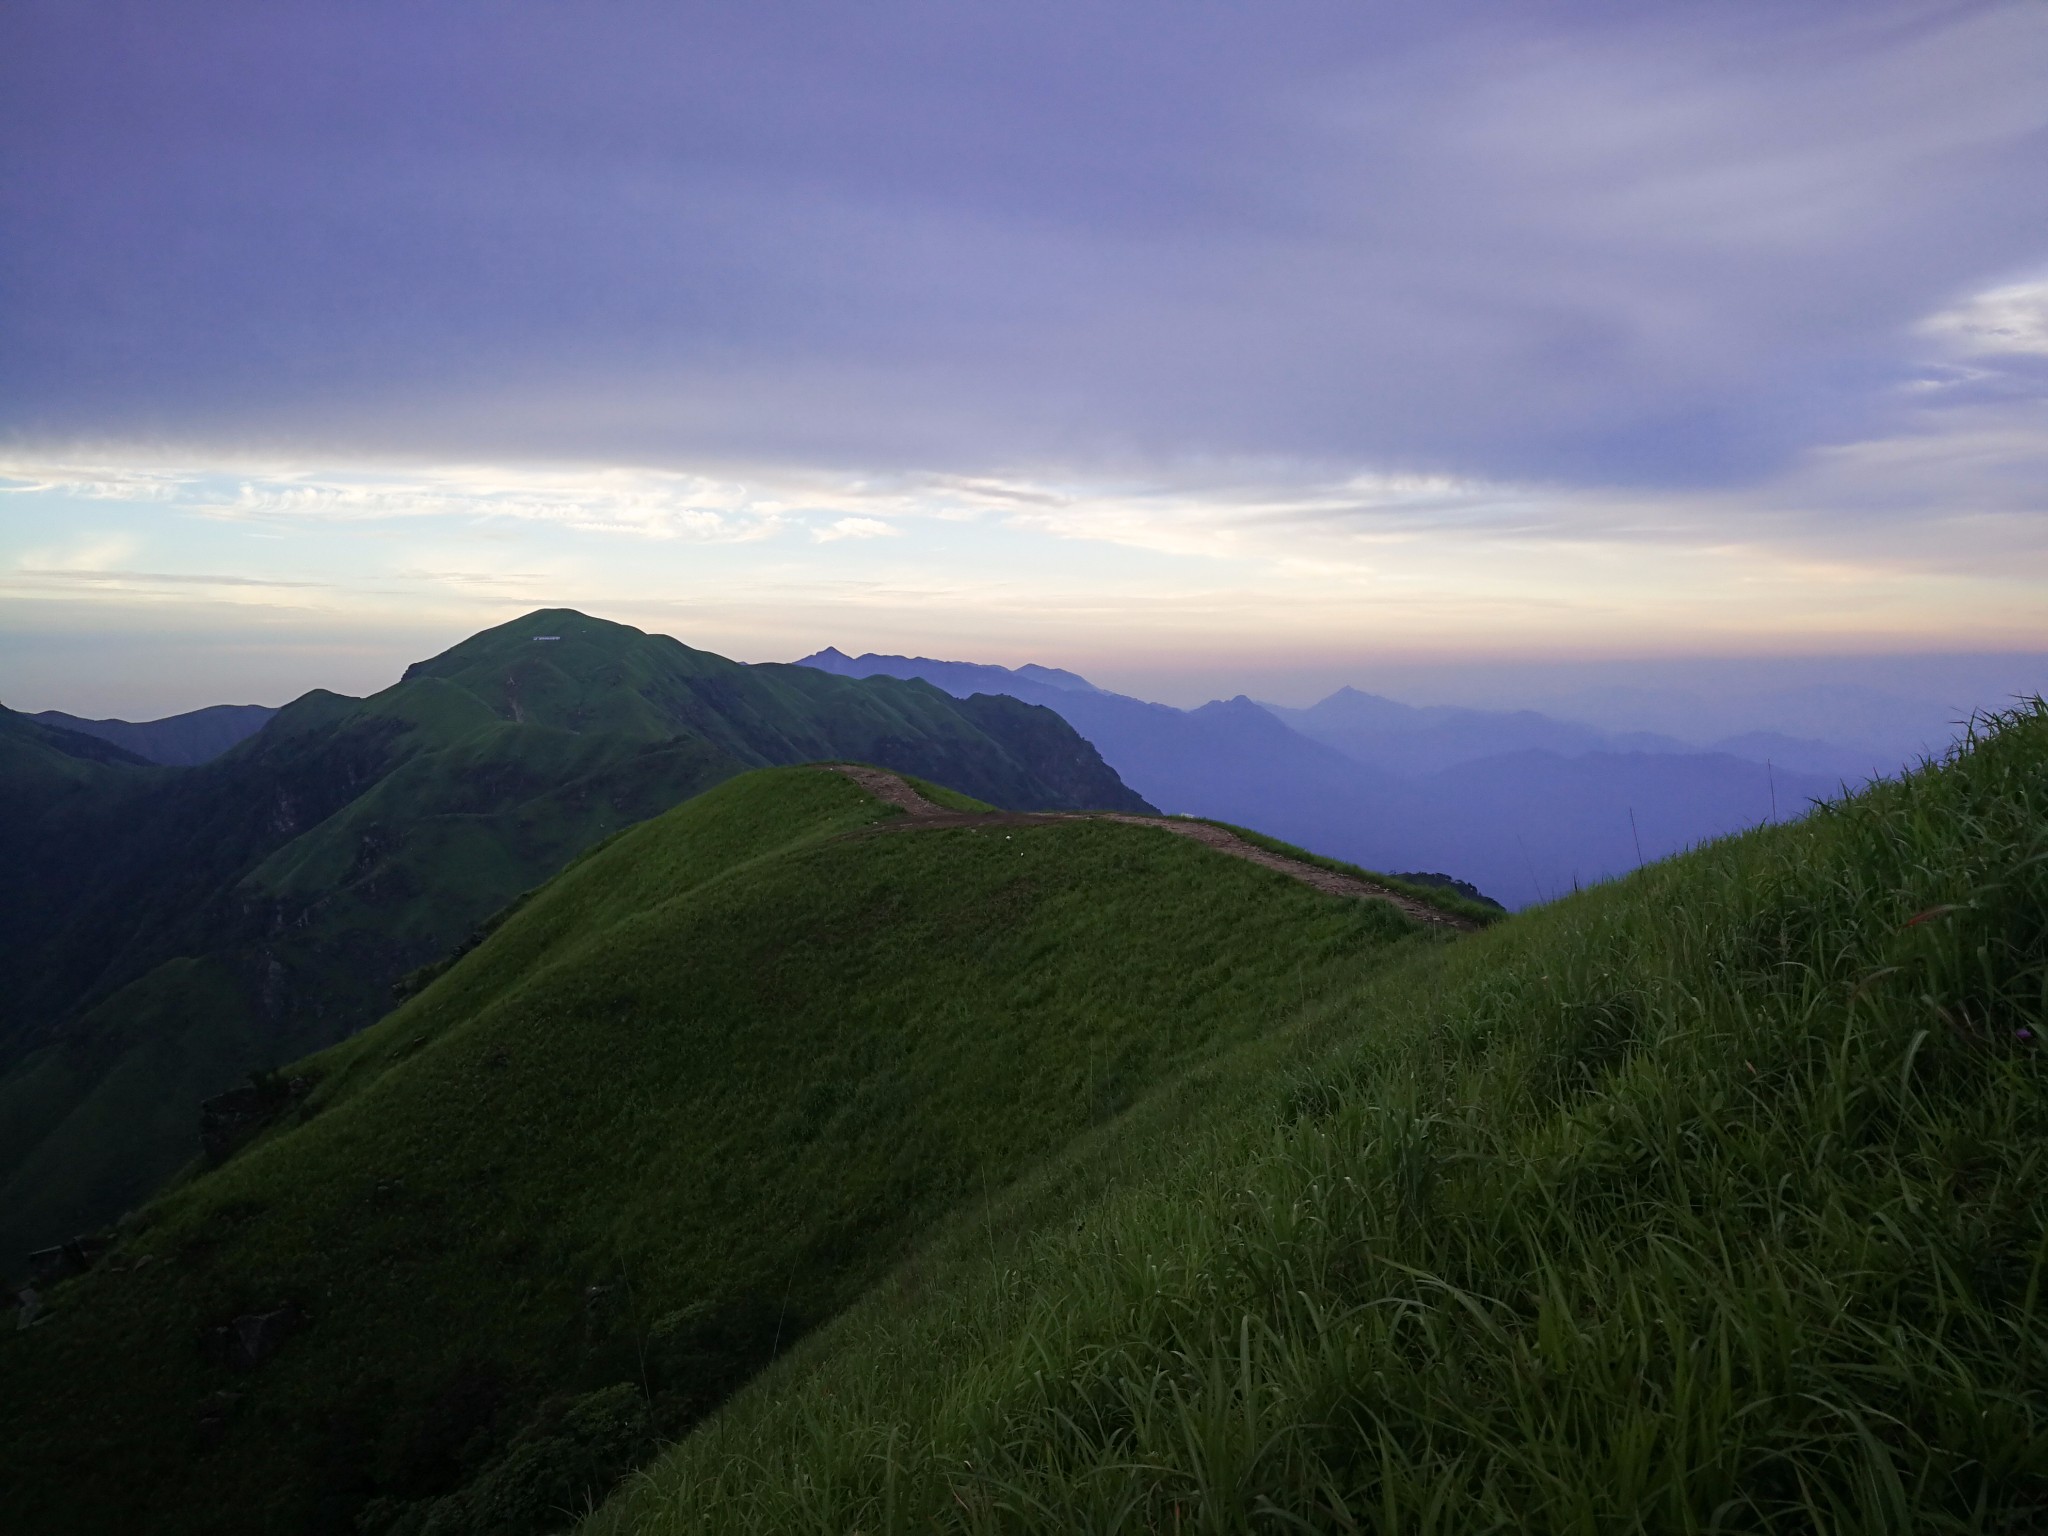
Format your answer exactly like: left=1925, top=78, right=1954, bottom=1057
left=830, top=763, right=951, bottom=817
left=826, top=764, right=1478, bottom=932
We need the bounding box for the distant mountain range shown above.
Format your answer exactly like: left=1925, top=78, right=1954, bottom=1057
left=796, top=648, right=1853, bottom=909
left=7, top=628, right=2038, bottom=1535
left=1268, top=684, right=1887, bottom=783
left=0, top=612, right=1145, bottom=1268
left=9, top=678, right=2041, bottom=1536
left=32, top=703, right=277, bottom=766
left=2, top=623, right=1940, bottom=1273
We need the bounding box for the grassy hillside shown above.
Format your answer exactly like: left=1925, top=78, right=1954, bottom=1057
left=578, top=701, right=2048, bottom=1533
left=0, top=766, right=1446, bottom=1535
left=0, top=610, right=1147, bottom=1270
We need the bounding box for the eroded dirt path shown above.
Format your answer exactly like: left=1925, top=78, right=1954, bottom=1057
left=825, top=764, right=1478, bottom=932
left=830, top=763, right=951, bottom=817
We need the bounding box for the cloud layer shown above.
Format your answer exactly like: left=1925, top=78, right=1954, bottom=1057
left=6, top=2, right=2047, bottom=485
left=1, top=1, right=2044, bottom=713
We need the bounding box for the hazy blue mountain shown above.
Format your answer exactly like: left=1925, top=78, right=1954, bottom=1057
left=1402, top=749, right=1838, bottom=907
left=1269, top=686, right=1666, bottom=773
left=799, top=647, right=1102, bottom=698
left=1704, top=730, right=1900, bottom=785
left=1268, top=686, right=1883, bottom=784
left=795, top=649, right=1860, bottom=911
left=799, top=650, right=1425, bottom=840
left=32, top=703, right=278, bottom=766
left=1547, top=680, right=1983, bottom=765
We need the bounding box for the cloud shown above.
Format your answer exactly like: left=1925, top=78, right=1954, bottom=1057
left=15, top=532, right=142, bottom=572
left=8, top=568, right=323, bottom=589
left=5, top=3, right=2047, bottom=498
left=1919, top=275, right=2048, bottom=359
left=0, top=456, right=808, bottom=543
left=0, top=466, right=189, bottom=502
left=812, top=516, right=901, bottom=542
left=196, top=466, right=780, bottom=541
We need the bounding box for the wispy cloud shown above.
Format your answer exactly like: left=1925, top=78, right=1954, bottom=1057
left=11, top=567, right=322, bottom=588
left=812, top=515, right=901, bottom=542
left=193, top=466, right=787, bottom=542
left=1920, top=275, right=2048, bottom=359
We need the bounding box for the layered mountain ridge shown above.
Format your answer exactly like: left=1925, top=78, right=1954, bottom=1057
left=4, top=695, right=2043, bottom=1534
left=32, top=703, right=278, bottom=767
left=796, top=647, right=1851, bottom=907
left=0, top=611, right=1145, bottom=1268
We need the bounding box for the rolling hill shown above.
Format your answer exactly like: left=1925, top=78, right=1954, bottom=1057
left=0, top=763, right=1459, bottom=1535
left=7, top=702, right=2045, bottom=1532
left=584, top=698, right=2048, bottom=1532
left=0, top=610, right=1146, bottom=1273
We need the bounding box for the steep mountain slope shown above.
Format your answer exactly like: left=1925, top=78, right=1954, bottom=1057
left=0, top=611, right=1146, bottom=1271
left=584, top=702, right=2048, bottom=1533
left=0, top=765, right=1452, bottom=1536
left=33, top=703, right=279, bottom=766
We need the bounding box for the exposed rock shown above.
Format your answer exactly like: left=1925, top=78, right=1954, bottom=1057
left=27, top=1234, right=111, bottom=1287
left=200, top=1072, right=313, bottom=1164
left=15, top=1287, right=42, bottom=1330
left=204, top=1303, right=306, bottom=1370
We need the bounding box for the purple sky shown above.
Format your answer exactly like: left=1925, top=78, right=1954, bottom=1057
left=2, top=1, right=2045, bottom=717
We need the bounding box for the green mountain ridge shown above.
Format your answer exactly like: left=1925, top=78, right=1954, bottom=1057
left=9, top=699, right=2043, bottom=1534
left=0, top=763, right=1442, bottom=1534
left=0, top=611, right=1148, bottom=1272
left=584, top=702, right=2048, bottom=1534
left=7, top=675, right=2043, bottom=1533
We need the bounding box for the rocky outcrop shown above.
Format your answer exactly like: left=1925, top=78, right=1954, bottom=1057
left=27, top=1234, right=110, bottom=1287
left=199, top=1074, right=312, bottom=1164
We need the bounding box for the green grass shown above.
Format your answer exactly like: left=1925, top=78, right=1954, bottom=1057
left=0, top=766, right=1438, bottom=1535
left=1196, top=819, right=1509, bottom=926
left=0, top=609, right=1149, bottom=1272
left=583, top=702, right=2048, bottom=1534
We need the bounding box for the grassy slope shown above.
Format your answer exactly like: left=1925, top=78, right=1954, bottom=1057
left=0, top=610, right=1149, bottom=1269
left=589, top=703, right=2048, bottom=1534
left=0, top=767, right=1436, bottom=1535
left=1200, top=819, right=1509, bottom=927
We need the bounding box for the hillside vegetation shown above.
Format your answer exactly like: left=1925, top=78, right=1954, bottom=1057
left=0, top=610, right=1145, bottom=1269
left=0, top=766, right=1445, bottom=1535
left=581, top=701, right=2048, bottom=1533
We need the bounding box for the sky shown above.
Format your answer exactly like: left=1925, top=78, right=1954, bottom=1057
left=3, top=1, right=2046, bottom=723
